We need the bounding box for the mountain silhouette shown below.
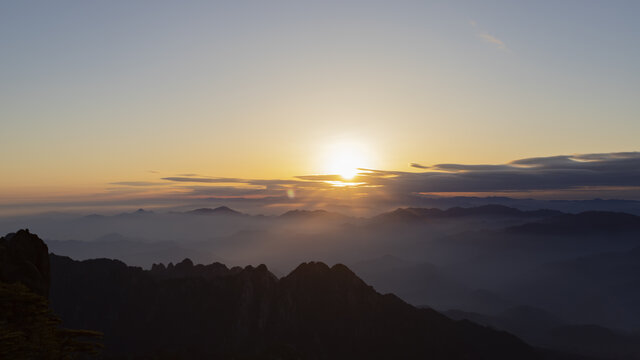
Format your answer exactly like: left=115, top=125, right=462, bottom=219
left=0, top=229, right=50, bottom=297
left=28, top=231, right=537, bottom=359
left=279, top=209, right=350, bottom=221
left=373, top=205, right=562, bottom=223
left=114, top=208, right=155, bottom=217
left=507, top=211, right=640, bottom=235
left=185, top=206, right=244, bottom=216
left=0, top=230, right=102, bottom=358
left=446, top=307, right=640, bottom=359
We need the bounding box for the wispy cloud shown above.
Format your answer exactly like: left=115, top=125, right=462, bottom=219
left=162, top=177, right=244, bottom=184
left=477, top=33, right=507, bottom=50
left=410, top=163, right=429, bottom=169
left=110, top=181, right=167, bottom=187
left=470, top=20, right=509, bottom=51
left=112, top=151, right=640, bottom=205
left=367, top=152, right=640, bottom=194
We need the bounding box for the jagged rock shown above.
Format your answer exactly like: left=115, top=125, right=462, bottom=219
left=150, top=263, right=166, bottom=272
left=0, top=229, right=50, bottom=298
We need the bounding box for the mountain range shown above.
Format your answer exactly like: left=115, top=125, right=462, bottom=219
left=2, top=229, right=542, bottom=359
left=4, top=204, right=640, bottom=358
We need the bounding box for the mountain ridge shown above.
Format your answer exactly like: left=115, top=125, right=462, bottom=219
left=185, top=206, right=244, bottom=216
left=507, top=211, right=640, bottom=235
left=42, top=242, right=539, bottom=359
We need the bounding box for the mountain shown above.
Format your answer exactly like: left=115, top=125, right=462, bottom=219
left=0, top=229, right=50, bottom=297
left=185, top=206, right=244, bottom=216
left=46, top=252, right=539, bottom=358
left=446, top=307, right=640, bottom=359
left=373, top=205, right=562, bottom=223
left=403, top=196, right=640, bottom=216
left=504, top=244, right=640, bottom=331
left=352, top=256, right=471, bottom=309
left=11, top=229, right=634, bottom=359
left=279, top=209, right=350, bottom=221
left=548, top=325, right=640, bottom=359
left=445, top=306, right=564, bottom=346
left=351, top=255, right=514, bottom=314
left=442, top=205, right=562, bottom=218
left=115, top=208, right=155, bottom=217
left=507, top=211, right=640, bottom=235
left=0, top=230, right=102, bottom=358
left=45, top=234, right=219, bottom=269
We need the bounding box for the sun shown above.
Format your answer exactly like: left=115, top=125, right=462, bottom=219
left=323, top=140, right=370, bottom=180
left=332, top=153, right=360, bottom=180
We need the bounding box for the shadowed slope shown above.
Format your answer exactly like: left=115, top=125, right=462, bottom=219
left=49, top=255, right=538, bottom=359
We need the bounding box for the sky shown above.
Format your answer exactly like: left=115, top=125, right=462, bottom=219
left=1, top=1, right=639, bottom=214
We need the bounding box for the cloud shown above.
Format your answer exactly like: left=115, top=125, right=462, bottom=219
left=5, top=151, right=639, bottom=217
left=362, top=152, right=640, bottom=194
left=178, top=186, right=282, bottom=198
left=430, top=164, right=513, bottom=172
left=110, top=181, right=167, bottom=187
left=162, top=177, right=244, bottom=184
left=410, top=163, right=429, bottom=169
left=471, top=21, right=509, bottom=51
left=162, top=176, right=325, bottom=189
left=296, top=175, right=347, bottom=182
left=161, top=151, right=640, bottom=208
left=476, top=33, right=507, bottom=50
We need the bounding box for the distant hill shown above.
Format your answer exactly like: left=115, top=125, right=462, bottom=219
left=351, top=255, right=512, bottom=314
left=445, top=307, right=640, bottom=359
left=185, top=206, right=244, bottom=216
left=279, top=209, right=350, bottom=221
left=504, top=244, right=640, bottom=331
left=115, top=208, right=155, bottom=217
left=404, top=196, right=640, bottom=216
left=45, top=233, right=219, bottom=269
left=373, top=205, right=562, bottom=223
left=507, top=211, right=640, bottom=235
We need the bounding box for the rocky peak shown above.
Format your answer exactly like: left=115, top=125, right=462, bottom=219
left=174, top=258, right=194, bottom=270
left=0, top=229, right=50, bottom=298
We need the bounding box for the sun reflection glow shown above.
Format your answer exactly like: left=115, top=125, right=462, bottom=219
left=325, top=180, right=366, bottom=187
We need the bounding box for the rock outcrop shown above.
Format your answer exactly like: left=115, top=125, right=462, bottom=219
left=0, top=229, right=50, bottom=297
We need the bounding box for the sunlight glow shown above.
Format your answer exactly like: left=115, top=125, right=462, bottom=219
left=325, top=180, right=366, bottom=187
left=322, top=140, right=371, bottom=180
